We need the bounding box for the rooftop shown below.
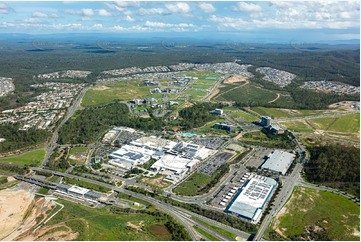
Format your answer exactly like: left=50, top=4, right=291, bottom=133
left=261, top=150, right=295, bottom=175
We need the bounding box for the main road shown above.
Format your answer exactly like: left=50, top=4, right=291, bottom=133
left=41, top=86, right=90, bottom=168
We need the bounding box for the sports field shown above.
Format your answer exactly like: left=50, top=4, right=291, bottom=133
left=268, top=186, right=360, bottom=241
left=81, top=80, right=152, bottom=107
left=0, top=149, right=45, bottom=166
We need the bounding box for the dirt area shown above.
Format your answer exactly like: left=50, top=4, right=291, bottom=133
left=329, top=101, right=360, bottom=111
left=0, top=189, right=35, bottom=240
left=223, top=75, right=249, bottom=84
left=7, top=176, right=16, bottom=182
left=149, top=224, right=171, bottom=237
left=141, top=176, right=169, bottom=188
left=207, top=88, right=220, bottom=101
left=20, top=224, right=78, bottom=241
left=3, top=196, right=55, bottom=241
left=127, top=221, right=144, bottom=232
left=268, top=93, right=281, bottom=103
left=227, top=143, right=246, bottom=152
left=93, top=85, right=110, bottom=91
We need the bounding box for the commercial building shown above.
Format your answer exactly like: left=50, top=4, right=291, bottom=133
left=269, top=124, right=285, bottom=135
left=260, top=116, right=272, bottom=126
left=213, top=109, right=224, bottom=115
left=213, top=122, right=236, bottom=132
left=261, top=150, right=295, bottom=175
left=226, top=175, right=277, bottom=224
left=56, top=184, right=102, bottom=200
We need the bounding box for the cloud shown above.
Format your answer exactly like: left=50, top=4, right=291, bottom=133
left=92, top=23, right=103, bottom=30
left=144, top=21, right=195, bottom=28
left=198, top=3, right=216, bottom=13
left=32, top=11, right=59, bottom=18
left=124, top=15, right=135, bottom=22
left=165, top=2, right=190, bottom=13
left=138, top=8, right=166, bottom=15
left=0, top=2, right=10, bottom=14
left=82, top=8, right=94, bottom=17
left=232, top=2, right=262, bottom=12
left=115, top=1, right=140, bottom=7
left=98, top=9, right=112, bottom=16
left=104, top=2, right=125, bottom=12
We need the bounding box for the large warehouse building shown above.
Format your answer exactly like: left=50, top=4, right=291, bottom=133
left=226, top=175, right=277, bottom=224
left=261, top=150, right=295, bottom=175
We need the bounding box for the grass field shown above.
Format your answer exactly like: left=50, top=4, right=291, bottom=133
left=328, top=113, right=360, bottom=133
left=193, top=217, right=237, bottom=240
left=45, top=199, right=172, bottom=241
left=268, top=186, right=360, bottom=241
left=193, top=119, right=229, bottom=135
left=184, top=71, right=222, bottom=79
left=279, top=121, right=314, bottom=133
left=229, top=111, right=259, bottom=123
left=240, top=131, right=294, bottom=149
left=250, top=107, right=329, bottom=119
left=193, top=226, right=219, bottom=241
left=184, top=89, right=208, bottom=99
left=215, top=84, right=277, bottom=104
left=0, top=149, right=45, bottom=166
left=81, top=80, right=151, bottom=107
left=173, top=172, right=212, bottom=196
left=69, top=147, right=87, bottom=155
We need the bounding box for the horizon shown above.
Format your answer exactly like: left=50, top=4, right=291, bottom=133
left=0, top=1, right=360, bottom=44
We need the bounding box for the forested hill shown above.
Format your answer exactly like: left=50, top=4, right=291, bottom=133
left=304, top=144, right=360, bottom=197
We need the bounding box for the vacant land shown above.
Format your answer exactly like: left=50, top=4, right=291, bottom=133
left=269, top=187, right=360, bottom=241
left=0, top=149, right=45, bottom=167
left=240, top=131, right=294, bottom=149
left=81, top=80, right=151, bottom=106
left=214, top=83, right=277, bottom=104
left=250, top=107, right=328, bottom=119
left=228, top=110, right=259, bottom=123
left=279, top=120, right=314, bottom=133
left=173, top=172, right=212, bottom=196
left=184, top=89, right=208, bottom=99
left=37, top=199, right=172, bottom=241
left=140, top=175, right=171, bottom=189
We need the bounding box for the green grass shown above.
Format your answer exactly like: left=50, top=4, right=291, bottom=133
left=81, top=80, right=151, bottom=107
left=184, top=89, right=208, bottom=99
left=328, top=113, right=360, bottom=133
left=173, top=172, right=213, bottom=196
left=62, top=177, right=111, bottom=193
left=184, top=71, right=222, bottom=78
left=46, top=199, right=172, bottom=241
left=190, top=83, right=213, bottom=89
left=279, top=121, right=314, bottom=133
left=215, top=84, right=277, bottom=104
left=250, top=107, right=293, bottom=118
left=194, top=119, right=229, bottom=135
left=193, top=226, right=219, bottom=241
left=0, top=149, right=45, bottom=167
left=308, top=117, right=336, bottom=130
left=240, top=131, right=294, bottom=149
left=193, top=217, right=237, bottom=240
left=229, top=111, right=259, bottom=123
left=69, top=147, right=87, bottom=155
left=37, top=187, right=49, bottom=195
left=270, top=186, right=360, bottom=241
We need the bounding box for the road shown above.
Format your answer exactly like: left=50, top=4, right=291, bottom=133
left=41, top=86, right=90, bottom=167
left=276, top=110, right=358, bottom=122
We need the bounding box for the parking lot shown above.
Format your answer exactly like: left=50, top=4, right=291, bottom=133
left=244, top=147, right=274, bottom=169
left=116, top=130, right=143, bottom=145
left=210, top=166, right=251, bottom=209
left=191, top=137, right=225, bottom=150
left=198, top=151, right=234, bottom=175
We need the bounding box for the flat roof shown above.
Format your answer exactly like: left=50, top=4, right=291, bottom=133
left=227, top=176, right=277, bottom=221
left=261, top=150, right=295, bottom=175
left=68, top=186, right=90, bottom=195
left=151, top=154, right=193, bottom=173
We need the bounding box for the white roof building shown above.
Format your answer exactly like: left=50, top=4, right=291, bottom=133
left=261, top=150, right=295, bottom=175
left=226, top=175, right=277, bottom=224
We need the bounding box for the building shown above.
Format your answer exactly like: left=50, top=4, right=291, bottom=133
left=143, top=97, right=158, bottom=105
left=269, top=124, right=285, bottom=135
left=213, top=109, right=224, bottom=115
left=260, top=116, right=272, bottom=126
left=261, top=150, right=295, bottom=175
left=213, top=122, right=235, bottom=132
left=226, top=175, right=277, bottom=223
left=56, top=184, right=102, bottom=201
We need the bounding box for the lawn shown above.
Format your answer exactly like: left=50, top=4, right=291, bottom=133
left=229, top=111, right=259, bottom=123
left=250, top=107, right=293, bottom=118
left=193, top=226, right=219, bottom=241
left=184, top=89, right=208, bottom=99
left=279, top=121, right=314, bottom=133
left=0, top=149, right=45, bottom=167
left=173, top=172, right=213, bottom=196
left=45, top=199, right=172, bottom=241
left=69, top=147, right=87, bottom=155
left=215, top=84, right=278, bottom=104
left=81, top=80, right=151, bottom=107
left=328, top=113, right=360, bottom=133
left=269, top=186, right=360, bottom=241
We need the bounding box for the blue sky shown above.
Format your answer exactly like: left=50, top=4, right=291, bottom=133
left=0, top=1, right=359, bottom=42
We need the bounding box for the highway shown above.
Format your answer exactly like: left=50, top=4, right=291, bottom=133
left=41, top=86, right=90, bottom=167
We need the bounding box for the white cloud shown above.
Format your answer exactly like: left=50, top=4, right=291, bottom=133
left=145, top=21, right=195, bottom=28
left=115, top=1, right=140, bottom=7
left=0, top=2, right=9, bottom=14
left=82, top=8, right=94, bottom=17
left=233, top=2, right=262, bottom=12
left=165, top=2, right=190, bottom=13
left=138, top=8, right=166, bottom=15
left=198, top=3, right=216, bottom=13
left=98, top=9, right=112, bottom=16
left=92, top=23, right=103, bottom=29
left=32, top=11, right=59, bottom=18
left=125, top=15, right=135, bottom=22
left=104, top=2, right=125, bottom=12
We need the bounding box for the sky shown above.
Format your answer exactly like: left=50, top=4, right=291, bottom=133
left=0, top=1, right=359, bottom=43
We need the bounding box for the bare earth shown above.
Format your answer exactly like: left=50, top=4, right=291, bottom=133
left=223, top=75, right=249, bottom=84
left=0, top=189, right=34, bottom=239
left=93, top=85, right=110, bottom=91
